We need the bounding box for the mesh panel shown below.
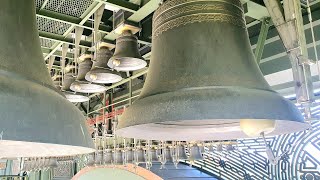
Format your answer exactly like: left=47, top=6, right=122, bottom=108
left=39, top=38, right=56, bottom=48
left=35, top=0, right=46, bottom=9
left=44, top=0, right=94, bottom=17
left=37, top=16, right=71, bottom=35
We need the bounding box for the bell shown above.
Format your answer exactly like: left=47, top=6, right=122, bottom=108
left=171, top=145, right=188, bottom=161
left=94, top=152, right=103, bottom=165
left=113, top=150, right=124, bottom=165
left=61, top=73, right=75, bottom=91
left=107, top=30, right=147, bottom=72
left=226, top=144, right=235, bottom=151
left=188, top=146, right=203, bottom=161
left=62, top=73, right=89, bottom=103
left=116, top=0, right=309, bottom=141
left=216, top=144, right=223, bottom=152
left=70, top=58, right=106, bottom=93
left=85, top=47, right=123, bottom=84
left=105, top=150, right=113, bottom=165
left=0, top=0, right=94, bottom=158
left=145, top=149, right=160, bottom=162
left=207, top=145, right=215, bottom=152
left=86, top=154, right=95, bottom=166
left=124, top=149, right=134, bottom=163
left=133, top=149, right=145, bottom=164
left=52, top=75, right=62, bottom=90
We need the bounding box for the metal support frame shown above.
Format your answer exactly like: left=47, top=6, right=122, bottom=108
left=264, top=0, right=314, bottom=113
left=44, top=2, right=105, bottom=60
left=87, top=69, right=147, bottom=114
left=255, top=17, right=271, bottom=64
left=128, top=79, right=133, bottom=105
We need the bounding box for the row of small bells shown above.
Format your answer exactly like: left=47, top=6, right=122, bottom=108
left=20, top=158, right=59, bottom=172
left=85, top=134, right=237, bottom=169
left=53, top=30, right=146, bottom=102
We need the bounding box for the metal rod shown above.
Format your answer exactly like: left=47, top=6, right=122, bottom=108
left=88, top=94, right=140, bottom=115
left=306, top=0, right=320, bottom=80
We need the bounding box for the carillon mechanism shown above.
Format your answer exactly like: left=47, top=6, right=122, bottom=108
left=116, top=0, right=309, bottom=141
left=89, top=131, right=238, bottom=168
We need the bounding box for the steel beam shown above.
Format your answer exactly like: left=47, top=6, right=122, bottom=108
left=40, top=0, right=50, bottom=9
left=44, top=2, right=105, bottom=60
left=255, top=17, right=271, bottom=64
left=39, top=31, right=91, bottom=47
left=242, top=0, right=270, bottom=20
left=94, top=0, right=139, bottom=13
left=127, top=0, right=162, bottom=22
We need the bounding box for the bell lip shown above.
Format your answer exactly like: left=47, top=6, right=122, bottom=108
left=0, top=76, right=94, bottom=157
left=107, top=57, right=147, bottom=72
left=65, top=93, right=89, bottom=103
left=0, top=140, right=95, bottom=159
left=85, top=70, right=123, bottom=84
left=70, top=81, right=107, bottom=93
left=116, top=119, right=310, bottom=141
left=117, top=86, right=307, bottom=141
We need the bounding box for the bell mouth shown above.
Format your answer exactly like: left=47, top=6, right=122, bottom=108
left=0, top=140, right=94, bottom=159
left=65, top=93, right=89, bottom=103
left=116, top=119, right=310, bottom=141
left=107, top=57, right=147, bottom=72
left=70, top=82, right=106, bottom=93
left=117, top=86, right=309, bottom=141
left=85, top=72, right=122, bottom=84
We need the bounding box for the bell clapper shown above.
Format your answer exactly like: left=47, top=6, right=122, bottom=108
left=126, top=71, right=130, bottom=77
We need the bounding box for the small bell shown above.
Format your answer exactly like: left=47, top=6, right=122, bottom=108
left=86, top=47, right=123, bottom=84
left=108, top=30, right=147, bottom=72
left=62, top=73, right=89, bottom=103
left=113, top=150, right=124, bottom=165
left=188, top=146, right=203, bottom=161
left=70, top=58, right=106, bottom=93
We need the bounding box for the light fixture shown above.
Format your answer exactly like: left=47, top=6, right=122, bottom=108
left=0, top=0, right=94, bottom=158
left=107, top=30, right=147, bottom=72
left=85, top=47, right=123, bottom=84
left=116, top=0, right=309, bottom=141
left=70, top=58, right=106, bottom=93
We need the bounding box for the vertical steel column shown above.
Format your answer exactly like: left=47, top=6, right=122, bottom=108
left=255, top=17, right=271, bottom=64
left=264, top=0, right=314, bottom=106
left=128, top=79, right=133, bottom=105
left=108, top=91, right=113, bottom=134
left=61, top=43, right=69, bottom=85
left=74, top=27, right=84, bottom=76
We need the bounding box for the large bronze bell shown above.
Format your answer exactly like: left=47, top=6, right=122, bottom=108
left=107, top=30, right=147, bottom=72
left=85, top=47, right=123, bottom=84
left=70, top=58, right=106, bottom=93
left=0, top=0, right=94, bottom=158
left=116, top=0, right=309, bottom=141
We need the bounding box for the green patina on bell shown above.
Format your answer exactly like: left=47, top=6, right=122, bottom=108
left=0, top=0, right=94, bottom=158
left=108, top=30, right=147, bottom=72
left=70, top=58, right=106, bottom=93
left=116, top=0, right=309, bottom=141
left=86, top=47, right=123, bottom=84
